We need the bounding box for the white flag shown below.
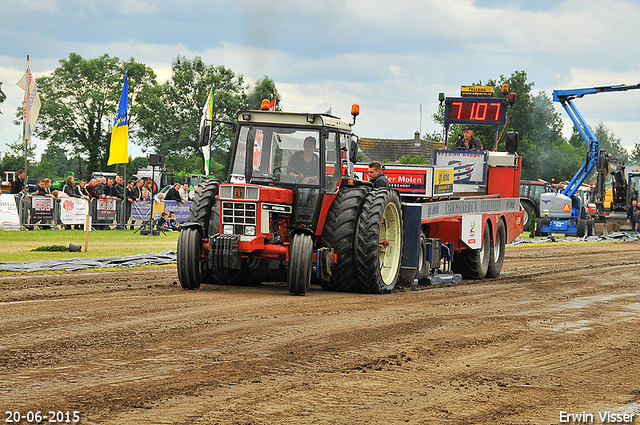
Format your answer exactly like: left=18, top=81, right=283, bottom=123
left=16, top=58, right=41, bottom=142
left=199, top=84, right=214, bottom=175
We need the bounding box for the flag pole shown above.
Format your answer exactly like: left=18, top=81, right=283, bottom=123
left=23, top=55, right=30, bottom=195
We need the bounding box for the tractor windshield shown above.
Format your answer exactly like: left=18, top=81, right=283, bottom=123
left=230, top=126, right=321, bottom=185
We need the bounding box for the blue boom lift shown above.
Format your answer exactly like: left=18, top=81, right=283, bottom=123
left=539, top=83, right=640, bottom=236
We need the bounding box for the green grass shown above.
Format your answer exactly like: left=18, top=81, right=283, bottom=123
left=0, top=229, right=180, bottom=263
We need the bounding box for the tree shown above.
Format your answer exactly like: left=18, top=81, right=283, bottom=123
left=38, top=140, right=76, bottom=179
left=630, top=143, right=640, bottom=165
left=594, top=122, right=628, bottom=163
left=34, top=53, right=156, bottom=175
left=246, top=76, right=281, bottom=111
left=1, top=137, right=37, bottom=174
left=0, top=82, right=6, bottom=111
left=134, top=56, right=247, bottom=178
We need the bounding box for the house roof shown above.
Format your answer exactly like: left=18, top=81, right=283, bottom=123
left=358, top=135, right=445, bottom=164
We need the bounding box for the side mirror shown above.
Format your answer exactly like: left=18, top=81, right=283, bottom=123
left=506, top=131, right=518, bottom=153
left=199, top=124, right=210, bottom=147
left=349, top=137, right=359, bottom=164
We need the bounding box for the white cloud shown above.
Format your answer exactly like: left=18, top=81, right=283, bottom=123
left=117, top=0, right=158, bottom=15
left=15, top=0, right=58, bottom=11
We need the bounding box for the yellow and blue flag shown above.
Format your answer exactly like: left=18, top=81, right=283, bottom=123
left=107, top=72, right=129, bottom=165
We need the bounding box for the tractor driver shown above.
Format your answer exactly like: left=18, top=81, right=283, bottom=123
left=454, top=126, right=483, bottom=150
left=288, top=136, right=319, bottom=184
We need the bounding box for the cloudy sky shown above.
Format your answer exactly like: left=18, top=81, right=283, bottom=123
left=2, top=0, right=640, bottom=163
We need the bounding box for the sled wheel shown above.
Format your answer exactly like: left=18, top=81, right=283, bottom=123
left=418, top=233, right=429, bottom=279
left=452, top=221, right=492, bottom=280
left=486, top=219, right=506, bottom=278
left=356, top=189, right=403, bottom=294
left=288, top=233, right=314, bottom=296
left=177, top=227, right=203, bottom=290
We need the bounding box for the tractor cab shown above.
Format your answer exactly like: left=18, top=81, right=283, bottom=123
left=227, top=109, right=357, bottom=230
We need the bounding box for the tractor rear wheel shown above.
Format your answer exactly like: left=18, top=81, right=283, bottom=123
left=177, top=227, right=203, bottom=290
left=486, top=219, right=506, bottom=278
left=188, top=178, right=221, bottom=230
left=288, top=233, right=314, bottom=295
left=317, top=186, right=370, bottom=292
left=356, top=189, right=403, bottom=294
left=452, top=221, right=492, bottom=279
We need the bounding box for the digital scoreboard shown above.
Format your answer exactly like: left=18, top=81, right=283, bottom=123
left=444, top=97, right=507, bottom=126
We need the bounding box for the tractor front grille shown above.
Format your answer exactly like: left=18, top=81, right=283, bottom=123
left=221, top=201, right=257, bottom=235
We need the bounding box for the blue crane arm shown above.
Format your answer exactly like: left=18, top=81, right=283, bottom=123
left=552, top=83, right=640, bottom=198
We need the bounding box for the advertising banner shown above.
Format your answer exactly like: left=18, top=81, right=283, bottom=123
left=0, top=194, right=20, bottom=230
left=96, top=198, right=116, bottom=222
left=131, top=201, right=151, bottom=221
left=163, top=201, right=192, bottom=222
left=434, top=150, right=487, bottom=185
left=31, top=195, right=55, bottom=221
left=353, top=164, right=453, bottom=197
left=60, top=198, right=89, bottom=225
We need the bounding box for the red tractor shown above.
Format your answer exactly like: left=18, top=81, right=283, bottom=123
left=177, top=104, right=403, bottom=295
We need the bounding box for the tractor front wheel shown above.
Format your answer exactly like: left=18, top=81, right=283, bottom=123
left=177, top=227, right=204, bottom=290
left=288, top=233, right=314, bottom=295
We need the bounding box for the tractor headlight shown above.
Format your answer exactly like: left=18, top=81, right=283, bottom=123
left=223, top=224, right=234, bottom=235
left=245, top=225, right=256, bottom=236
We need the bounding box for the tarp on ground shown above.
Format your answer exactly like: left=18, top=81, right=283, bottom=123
left=510, top=231, right=640, bottom=245
left=0, top=249, right=177, bottom=273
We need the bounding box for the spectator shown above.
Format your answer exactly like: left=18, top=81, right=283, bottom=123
left=153, top=192, right=165, bottom=203
left=164, top=183, right=185, bottom=204
left=627, top=199, right=639, bottom=232
left=125, top=179, right=137, bottom=230
left=157, top=211, right=173, bottom=232
left=129, top=178, right=145, bottom=229
left=85, top=178, right=100, bottom=199
left=34, top=179, right=50, bottom=197
left=103, top=177, right=116, bottom=198
left=100, top=177, right=108, bottom=196
left=61, top=175, right=84, bottom=229
left=144, top=179, right=154, bottom=194
left=10, top=169, right=25, bottom=194
left=113, top=176, right=126, bottom=229
left=43, top=178, right=54, bottom=198
left=168, top=211, right=181, bottom=231
left=114, top=175, right=125, bottom=197
left=134, top=178, right=144, bottom=200
left=179, top=183, right=190, bottom=201
left=73, top=178, right=90, bottom=199
left=142, top=189, right=151, bottom=203
left=61, top=176, right=77, bottom=198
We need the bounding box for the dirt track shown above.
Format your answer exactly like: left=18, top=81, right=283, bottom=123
left=2, top=241, right=640, bottom=425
